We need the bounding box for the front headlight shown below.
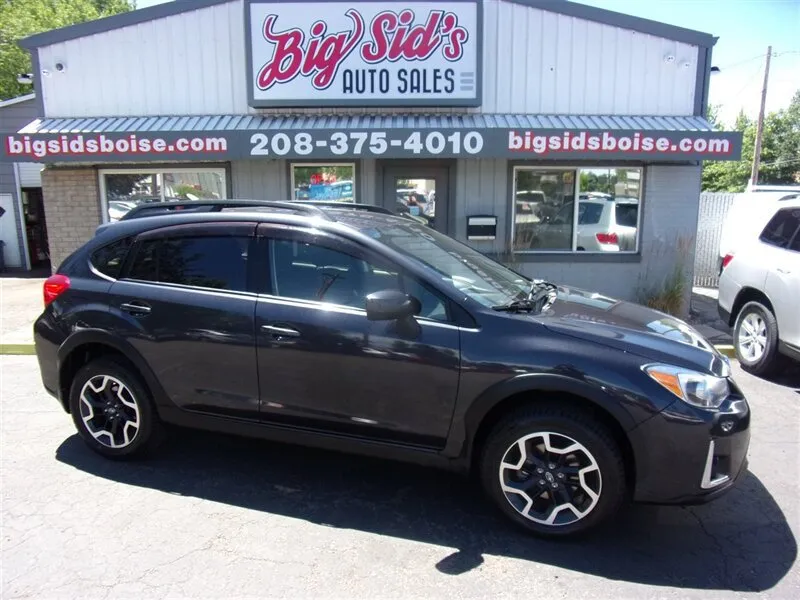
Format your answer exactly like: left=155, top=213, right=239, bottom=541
left=643, top=364, right=730, bottom=410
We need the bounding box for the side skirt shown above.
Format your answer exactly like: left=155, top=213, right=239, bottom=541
left=158, top=407, right=464, bottom=472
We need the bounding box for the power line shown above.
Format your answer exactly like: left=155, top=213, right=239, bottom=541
left=717, top=53, right=767, bottom=71
left=759, top=156, right=800, bottom=168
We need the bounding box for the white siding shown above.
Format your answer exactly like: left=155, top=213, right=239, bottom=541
left=17, top=163, right=43, bottom=187
left=37, top=0, right=699, bottom=118
left=483, top=0, right=698, bottom=115
left=38, top=0, right=249, bottom=117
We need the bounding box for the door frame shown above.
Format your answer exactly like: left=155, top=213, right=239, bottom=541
left=376, top=159, right=457, bottom=236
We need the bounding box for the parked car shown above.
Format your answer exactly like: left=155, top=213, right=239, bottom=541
left=718, top=196, right=800, bottom=376
left=527, top=196, right=639, bottom=252
left=576, top=194, right=639, bottom=252
left=718, top=185, right=800, bottom=272
left=35, top=200, right=749, bottom=538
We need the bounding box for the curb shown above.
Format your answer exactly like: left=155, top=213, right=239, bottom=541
left=0, top=344, right=36, bottom=355
left=714, top=345, right=737, bottom=359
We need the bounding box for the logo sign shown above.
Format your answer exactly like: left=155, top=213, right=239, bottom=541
left=245, top=1, right=482, bottom=107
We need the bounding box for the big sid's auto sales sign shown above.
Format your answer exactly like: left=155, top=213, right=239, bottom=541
left=245, top=0, right=481, bottom=107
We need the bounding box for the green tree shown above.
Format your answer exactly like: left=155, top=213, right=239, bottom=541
left=0, top=0, right=134, bottom=100
left=702, top=92, right=800, bottom=192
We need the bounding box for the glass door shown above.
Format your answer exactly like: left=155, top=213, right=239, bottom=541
left=382, top=165, right=449, bottom=234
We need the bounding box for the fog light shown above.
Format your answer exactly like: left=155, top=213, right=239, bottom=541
left=720, top=420, right=735, bottom=433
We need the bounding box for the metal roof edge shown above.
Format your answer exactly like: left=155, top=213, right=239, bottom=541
left=506, top=0, right=717, bottom=48
left=0, top=94, right=36, bottom=109
left=19, top=0, right=236, bottom=50
left=17, top=0, right=717, bottom=51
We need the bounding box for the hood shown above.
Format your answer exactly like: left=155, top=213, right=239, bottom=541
left=534, top=286, right=728, bottom=376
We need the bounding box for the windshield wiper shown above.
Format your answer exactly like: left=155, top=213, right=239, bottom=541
left=492, top=280, right=559, bottom=313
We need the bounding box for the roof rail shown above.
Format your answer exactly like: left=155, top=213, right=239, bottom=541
left=293, top=201, right=393, bottom=214
left=119, top=199, right=334, bottom=221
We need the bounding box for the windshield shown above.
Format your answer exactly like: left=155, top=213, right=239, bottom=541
left=355, top=218, right=531, bottom=307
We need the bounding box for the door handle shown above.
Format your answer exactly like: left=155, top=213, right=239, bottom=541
left=262, top=325, right=300, bottom=338
left=120, top=301, right=151, bottom=315
left=776, top=268, right=791, bottom=274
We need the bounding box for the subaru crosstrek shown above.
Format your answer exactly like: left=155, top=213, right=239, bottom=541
left=34, top=200, right=750, bottom=537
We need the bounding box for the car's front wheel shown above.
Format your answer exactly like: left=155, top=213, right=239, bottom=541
left=479, top=405, right=626, bottom=538
left=734, top=301, right=783, bottom=377
left=69, top=358, right=164, bottom=459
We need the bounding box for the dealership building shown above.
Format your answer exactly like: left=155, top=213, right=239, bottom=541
left=1, top=0, right=741, bottom=304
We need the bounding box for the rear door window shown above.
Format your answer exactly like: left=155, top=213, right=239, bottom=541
left=760, top=208, right=800, bottom=249
left=578, top=202, right=604, bottom=225
left=127, top=236, right=250, bottom=291
left=90, top=237, right=134, bottom=279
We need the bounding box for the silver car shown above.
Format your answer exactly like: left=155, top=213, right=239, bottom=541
left=718, top=197, right=800, bottom=376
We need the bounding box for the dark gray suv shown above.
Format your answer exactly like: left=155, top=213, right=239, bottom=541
left=35, top=201, right=750, bottom=538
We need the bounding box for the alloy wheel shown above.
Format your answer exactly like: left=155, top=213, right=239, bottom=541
left=498, top=431, right=602, bottom=526
left=79, top=375, right=141, bottom=448
left=738, top=312, right=768, bottom=362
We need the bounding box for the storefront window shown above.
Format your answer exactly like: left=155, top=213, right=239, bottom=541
left=100, top=168, right=226, bottom=222
left=291, top=164, right=355, bottom=202
left=513, top=167, right=641, bottom=253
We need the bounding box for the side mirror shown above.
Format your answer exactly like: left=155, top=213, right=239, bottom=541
left=365, top=289, right=417, bottom=321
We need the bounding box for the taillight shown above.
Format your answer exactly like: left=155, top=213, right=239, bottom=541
left=722, top=253, right=734, bottom=269
left=596, top=232, right=619, bottom=245
left=43, top=274, right=70, bottom=306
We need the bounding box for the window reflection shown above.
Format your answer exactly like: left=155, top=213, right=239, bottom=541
left=291, top=164, right=355, bottom=202
left=103, top=170, right=226, bottom=222
left=513, top=169, right=575, bottom=251
left=512, top=167, right=641, bottom=253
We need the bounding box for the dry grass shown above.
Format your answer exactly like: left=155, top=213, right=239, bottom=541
left=637, top=235, right=694, bottom=317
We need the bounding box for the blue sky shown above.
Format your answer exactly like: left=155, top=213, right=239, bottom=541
left=136, top=0, right=800, bottom=125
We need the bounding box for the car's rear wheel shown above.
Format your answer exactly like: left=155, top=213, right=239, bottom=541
left=479, top=405, right=626, bottom=538
left=734, top=301, right=783, bottom=377
left=69, top=358, right=164, bottom=459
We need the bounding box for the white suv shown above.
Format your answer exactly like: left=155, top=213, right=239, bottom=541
left=718, top=196, right=800, bottom=375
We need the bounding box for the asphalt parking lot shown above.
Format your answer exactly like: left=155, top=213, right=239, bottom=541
left=2, top=355, right=798, bottom=599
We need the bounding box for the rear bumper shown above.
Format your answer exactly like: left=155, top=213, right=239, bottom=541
left=718, top=304, right=732, bottom=327
left=629, top=393, right=750, bottom=505
left=33, top=313, right=67, bottom=411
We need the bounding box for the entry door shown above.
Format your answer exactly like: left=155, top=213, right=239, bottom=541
left=382, top=165, right=450, bottom=235
left=254, top=223, right=461, bottom=448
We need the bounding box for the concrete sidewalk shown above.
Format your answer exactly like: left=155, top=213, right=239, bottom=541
left=0, top=275, right=45, bottom=352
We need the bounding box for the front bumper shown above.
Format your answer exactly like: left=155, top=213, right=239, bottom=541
left=629, top=389, right=750, bottom=505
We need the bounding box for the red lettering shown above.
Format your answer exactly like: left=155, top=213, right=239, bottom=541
left=257, top=11, right=364, bottom=91
left=441, top=12, right=468, bottom=61
left=362, top=12, right=397, bottom=62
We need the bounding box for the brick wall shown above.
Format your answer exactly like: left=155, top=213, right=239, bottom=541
left=40, top=167, right=101, bottom=271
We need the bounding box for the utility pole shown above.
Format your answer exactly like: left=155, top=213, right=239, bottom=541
left=750, top=46, right=772, bottom=186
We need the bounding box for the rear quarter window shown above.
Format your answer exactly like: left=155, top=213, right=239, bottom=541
left=759, top=208, right=800, bottom=249
left=615, top=204, right=639, bottom=228
left=89, top=237, right=134, bottom=279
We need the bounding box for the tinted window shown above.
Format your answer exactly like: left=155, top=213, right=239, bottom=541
left=760, top=208, right=800, bottom=249
left=127, top=236, right=249, bottom=291
left=615, top=204, right=639, bottom=227
left=128, top=240, right=159, bottom=282
left=269, top=238, right=448, bottom=321
left=90, top=237, right=133, bottom=279
left=578, top=202, right=604, bottom=225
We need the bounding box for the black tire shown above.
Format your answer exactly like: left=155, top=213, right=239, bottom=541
left=69, top=358, right=165, bottom=460
left=734, top=301, right=784, bottom=377
left=479, top=405, right=626, bottom=538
